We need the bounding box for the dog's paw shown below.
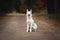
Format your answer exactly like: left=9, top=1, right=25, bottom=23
left=26, top=30, right=29, bottom=32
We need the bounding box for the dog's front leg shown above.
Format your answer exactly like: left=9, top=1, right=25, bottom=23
left=30, top=23, right=32, bottom=32
left=26, top=22, right=29, bottom=32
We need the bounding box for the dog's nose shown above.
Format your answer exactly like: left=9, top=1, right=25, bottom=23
left=28, top=14, right=30, bottom=16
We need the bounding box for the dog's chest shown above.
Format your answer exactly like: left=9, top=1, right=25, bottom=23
left=27, top=18, right=34, bottom=23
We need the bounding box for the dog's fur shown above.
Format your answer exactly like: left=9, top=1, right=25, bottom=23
left=26, top=9, right=37, bottom=32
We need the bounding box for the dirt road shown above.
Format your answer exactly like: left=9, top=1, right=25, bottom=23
left=0, top=13, right=60, bottom=40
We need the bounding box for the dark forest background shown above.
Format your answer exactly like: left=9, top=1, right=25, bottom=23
left=0, top=0, right=60, bottom=19
left=0, top=0, right=46, bottom=13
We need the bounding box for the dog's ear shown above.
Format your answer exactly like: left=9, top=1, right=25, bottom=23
left=30, top=9, right=32, bottom=12
left=26, top=9, right=28, bottom=14
left=27, top=9, right=28, bottom=12
left=30, top=9, right=32, bottom=14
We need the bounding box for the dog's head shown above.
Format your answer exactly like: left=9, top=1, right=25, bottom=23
left=26, top=9, right=32, bottom=14
left=26, top=9, right=32, bottom=19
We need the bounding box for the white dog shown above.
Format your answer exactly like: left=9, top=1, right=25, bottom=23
left=26, top=9, right=37, bottom=32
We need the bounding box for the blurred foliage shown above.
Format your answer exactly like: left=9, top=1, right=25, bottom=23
left=0, top=0, right=21, bottom=12
left=21, top=0, right=46, bottom=13
left=0, top=0, right=46, bottom=13
left=48, top=14, right=60, bottom=19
